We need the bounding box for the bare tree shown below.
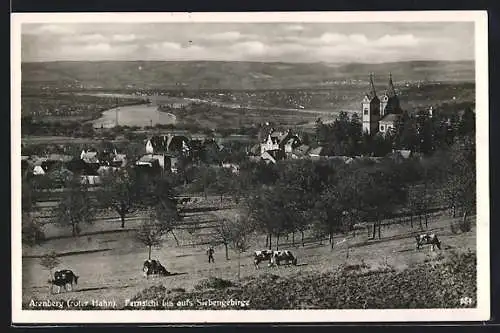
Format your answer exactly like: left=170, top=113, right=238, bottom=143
left=135, top=214, right=167, bottom=260
left=52, top=176, right=96, bottom=237
left=212, top=218, right=233, bottom=260
left=40, top=251, right=60, bottom=294
left=153, top=198, right=181, bottom=247
left=98, top=168, right=140, bottom=228
left=228, top=214, right=254, bottom=281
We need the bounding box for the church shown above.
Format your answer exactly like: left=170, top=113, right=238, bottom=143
left=361, top=73, right=402, bottom=135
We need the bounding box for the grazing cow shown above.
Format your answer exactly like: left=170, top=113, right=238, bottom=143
left=143, top=259, right=170, bottom=278
left=415, top=233, right=442, bottom=251
left=253, top=250, right=274, bottom=268
left=270, top=250, right=298, bottom=266
left=48, top=269, right=79, bottom=294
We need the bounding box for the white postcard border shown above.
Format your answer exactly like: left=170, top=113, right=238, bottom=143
left=11, top=11, right=490, bottom=323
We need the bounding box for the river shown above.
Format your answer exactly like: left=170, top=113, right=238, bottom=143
left=84, top=92, right=358, bottom=128
left=91, top=104, right=176, bottom=129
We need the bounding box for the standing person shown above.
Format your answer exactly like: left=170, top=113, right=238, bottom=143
left=207, top=246, right=215, bottom=263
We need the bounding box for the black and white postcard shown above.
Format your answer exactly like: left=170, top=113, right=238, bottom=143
left=11, top=11, right=490, bottom=323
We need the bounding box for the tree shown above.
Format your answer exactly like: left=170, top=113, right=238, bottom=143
left=408, top=185, right=433, bottom=230
left=98, top=168, right=140, bottom=228
left=22, top=178, right=38, bottom=214
left=40, top=251, right=60, bottom=294
left=228, top=213, right=254, bottom=281
left=52, top=176, right=96, bottom=237
left=22, top=178, right=45, bottom=246
left=354, top=163, right=408, bottom=239
left=313, top=184, right=345, bottom=249
left=189, top=166, right=217, bottom=198
left=22, top=213, right=45, bottom=246
left=137, top=174, right=179, bottom=210
left=246, top=186, right=288, bottom=250
left=449, top=138, right=476, bottom=226
left=135, top=214, right=167, bottom=260
left=458, top=108, right=475, bottom=137
left=212, top=218, right=233, bottom=260
left=209, top=168, right=236, bottom=203
left=396, top=113, right=418, bottom=151
left=153, top=196, right=181, bottom=246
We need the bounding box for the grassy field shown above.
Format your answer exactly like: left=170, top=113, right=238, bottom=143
left=22, top=195, right=476, bottom=309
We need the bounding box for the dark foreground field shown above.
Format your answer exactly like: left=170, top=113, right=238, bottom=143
left=22, top=199, right=476, bottom=310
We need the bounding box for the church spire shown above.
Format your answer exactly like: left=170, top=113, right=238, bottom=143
left=367, top=72, right=377, bottom=100
left=387, top=72, right=397, bottom=97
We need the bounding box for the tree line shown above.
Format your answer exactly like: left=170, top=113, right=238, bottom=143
left=22, top=106, right=476, bottom=257
left=313, top=107, right=475, bottom=157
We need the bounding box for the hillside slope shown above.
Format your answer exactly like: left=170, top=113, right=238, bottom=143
left=21, top=60, right=475, bottom=90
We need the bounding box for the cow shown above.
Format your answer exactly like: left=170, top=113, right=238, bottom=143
left=143, top=259, right=170, bottom=278
left=48, top=269, right=79, bottom=294
left=253, top=250, right=274, bottom=268
left=415, top=233, right=442, bottom=251
left=270, top=250, right=298, bottom=266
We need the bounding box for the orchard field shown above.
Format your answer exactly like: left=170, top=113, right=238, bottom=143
left=22, top=195, right=476, bottom=310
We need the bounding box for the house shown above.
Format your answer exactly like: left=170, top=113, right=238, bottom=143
left=260, top=129, right=301, bottom=156
left=284, top=137, right=302, bottom=155
left=80, top=149, right=99, bottom=164
left=80, top=175, right=102, bottom=186
left=33, top=165, right=45, bottom=176
left=291, top=144, right=310, bottom=159
left=308, top=147, right=324, bottom=160
left=135, top=153, right=180, bottom=173
left=248, top=144, right=261, bottom=157
left=222, top=162, right=240, bottom=174
left=396, top=149, right=412, bottom=159
left=261, top=151, right=277, bottom=164
left=145, top=134, right=190, bottom=155
left=135, top=155, right=162, bottom=169
left=112, top=153, right=127, bottom=167
left=97, top=165, right=120, bottom=176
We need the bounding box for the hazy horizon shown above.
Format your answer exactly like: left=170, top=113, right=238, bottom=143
left=21, top=59, right=475, bottom=65
left=22, top=22, right=474, bottom=63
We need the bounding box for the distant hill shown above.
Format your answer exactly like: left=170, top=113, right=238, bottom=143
left=21, top=60, right=475, bottom=90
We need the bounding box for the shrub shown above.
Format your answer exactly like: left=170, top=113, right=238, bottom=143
left=133, top=284, right=167, bottom=300
left=170, top=287, right=186, bottom=293
left=128, top=251, right=477, bottom=310
left=194, top=277, right=235, bottom=291
left=450, top=214, right=473, bottom=234
left=22, top=216, right=45, bottom=246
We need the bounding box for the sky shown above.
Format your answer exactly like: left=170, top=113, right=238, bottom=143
left=21, top=22, right=475, bottom=63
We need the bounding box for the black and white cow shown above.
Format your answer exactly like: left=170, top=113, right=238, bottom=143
left=143, top=259, right=170, bottom=278
left=48, top=269, right=79, bottom=293
left=253, top=250, right=274, bottom=268
left=415, top=233, right=442, bottom=251
left=270, top=250, right=298, bottom=266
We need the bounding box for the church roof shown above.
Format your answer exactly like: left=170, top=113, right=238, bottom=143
left=379, top=113, right=401, bottom=123
left=365, top=73, right=378, bottom=101
left=385, top=73, right=397, bottom=98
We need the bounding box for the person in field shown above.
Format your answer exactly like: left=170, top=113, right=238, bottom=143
left=207, top=246, right=215, bottom=263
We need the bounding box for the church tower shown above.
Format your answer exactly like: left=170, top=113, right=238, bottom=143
left=379, top=73, right=400, bottom=116
left=361, top=73, right=380, bottom=134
